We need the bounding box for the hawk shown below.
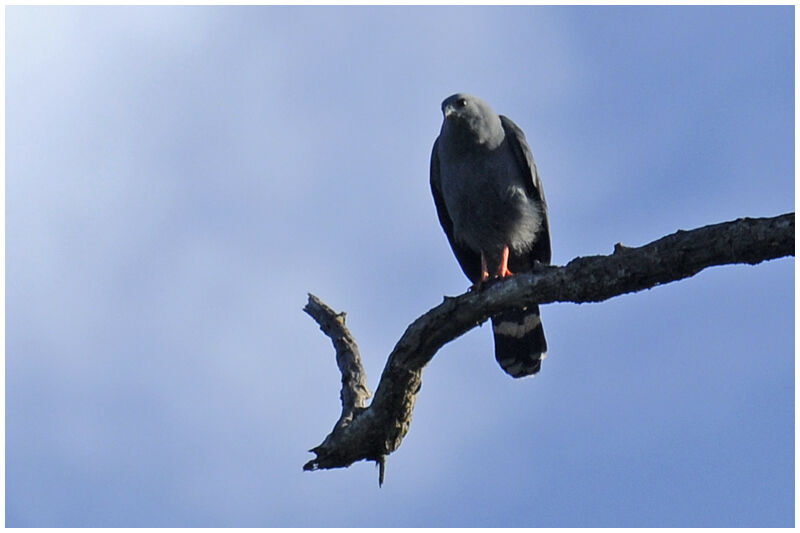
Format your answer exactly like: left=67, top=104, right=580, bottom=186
left=430, top=93, right=552, bottom=378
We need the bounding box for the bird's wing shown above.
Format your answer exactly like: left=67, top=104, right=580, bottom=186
left=500, top=115, right=552, bottom=264
left=430, top=137, right=483, bottom=283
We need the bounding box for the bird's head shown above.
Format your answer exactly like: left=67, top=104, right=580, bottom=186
left=440, top=93, right=503, bottom=147
left=442, top=93, right=482, bottom=121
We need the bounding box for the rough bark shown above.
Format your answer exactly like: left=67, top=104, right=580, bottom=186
left=303, top=213, right=794, bottom=484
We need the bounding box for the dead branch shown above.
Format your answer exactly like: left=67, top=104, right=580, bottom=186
left=303, top=213, right=794, bottom=485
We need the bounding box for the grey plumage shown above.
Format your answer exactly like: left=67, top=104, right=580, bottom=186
left=430, top=93, right=551, bottom=378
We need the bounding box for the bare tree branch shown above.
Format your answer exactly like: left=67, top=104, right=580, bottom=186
left=303, top=213, right=794, bottom=484
left=303, top=296, right=372, bottom=449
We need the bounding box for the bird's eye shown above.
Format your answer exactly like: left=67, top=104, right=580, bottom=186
left=457, top=98, right=468, bottom=108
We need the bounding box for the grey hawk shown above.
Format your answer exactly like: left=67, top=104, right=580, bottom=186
left=430, top=93, right=552, bottom=378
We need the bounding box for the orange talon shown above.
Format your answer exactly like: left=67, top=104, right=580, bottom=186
left=480, top=252, right=490, bottom=282
left=497, top=246, right=513, bottom=278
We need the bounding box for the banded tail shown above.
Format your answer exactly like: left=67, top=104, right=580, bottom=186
left=491, top=305, right=547, bottom=378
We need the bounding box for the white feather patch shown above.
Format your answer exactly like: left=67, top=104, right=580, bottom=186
left=492, top=313, right=541, bottom=338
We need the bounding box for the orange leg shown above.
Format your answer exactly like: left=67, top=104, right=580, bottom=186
left=480, top=253, right=490, bottom=282
left=496, top=246, right=513, bottom=278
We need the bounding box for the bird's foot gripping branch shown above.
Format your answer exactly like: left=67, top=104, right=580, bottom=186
left=303, top=213, right=794, bottom=486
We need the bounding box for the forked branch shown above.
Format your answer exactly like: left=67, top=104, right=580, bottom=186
left=303, top=213, right=794, bottom=484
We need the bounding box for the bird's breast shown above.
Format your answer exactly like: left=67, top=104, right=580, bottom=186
left=439, top=147, right=542, bottom=255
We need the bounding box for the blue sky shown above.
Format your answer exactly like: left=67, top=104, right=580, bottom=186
left=6, top=6, right=794, bottom=527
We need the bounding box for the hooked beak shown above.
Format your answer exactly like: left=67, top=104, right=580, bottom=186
left=443, top=105, right=456, bottom=118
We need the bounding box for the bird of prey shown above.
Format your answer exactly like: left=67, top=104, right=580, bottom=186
left=430, top=93, right=551, bottom=378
